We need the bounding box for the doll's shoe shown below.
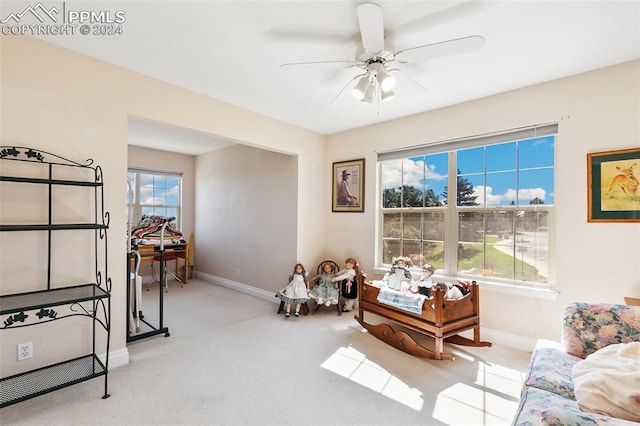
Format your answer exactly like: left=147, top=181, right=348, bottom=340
left=285, top=312, right=290, bottom=318
left=294, top=312, right=299, bottom=317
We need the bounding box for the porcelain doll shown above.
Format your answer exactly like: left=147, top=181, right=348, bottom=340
left=432, top=282, right=464, bottom=300
left=331, top=257, right=360, bottom=312
left=308, top=261, right=339, bottom=306
left=416, top=264, right=435, bottom=297
left=276, top=263, right=309, bottom=318
left=384, top=256, right=413, bottom=291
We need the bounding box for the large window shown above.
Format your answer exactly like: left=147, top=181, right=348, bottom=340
left=127, top=169, right=182, bottom=228
left=378, top=125, right=556, bottom=288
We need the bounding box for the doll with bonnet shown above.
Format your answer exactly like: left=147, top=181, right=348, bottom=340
left=384, top=256, right=413, bottom=291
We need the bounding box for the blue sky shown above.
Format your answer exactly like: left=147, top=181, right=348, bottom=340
left=382, top=136, right=555, bottom=206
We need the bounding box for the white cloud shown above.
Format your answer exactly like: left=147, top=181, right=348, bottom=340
left=473, top=186, right=546, bottom=205
left=518, top=187, right=546, bottom=202
left=381, top=159, right=446, bottom=189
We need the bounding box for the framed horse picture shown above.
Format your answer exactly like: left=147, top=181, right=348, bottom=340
left=332, top=158, right=365, bottom=212
left=587, top=147, right=640, bottom=222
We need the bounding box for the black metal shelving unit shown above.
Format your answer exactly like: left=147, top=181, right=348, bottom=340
left=0, top=146, right=111, bottom=408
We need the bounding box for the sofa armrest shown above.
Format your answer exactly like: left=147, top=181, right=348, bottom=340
left=561, top=302, right=640, bottom=358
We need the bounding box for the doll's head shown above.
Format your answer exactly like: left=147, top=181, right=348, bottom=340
left=321, top=262, right=334, bottom=274
left=344, top=257, right=361, bottom=277
left=293, top=263, right=306, bottom=275
left=392, top=256, right=412, bottom=269
left=433, top=282, right=449, bottom=293
left=422, top=264, right=435, bottom=277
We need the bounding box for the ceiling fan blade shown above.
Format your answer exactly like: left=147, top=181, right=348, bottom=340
left=396, top=35, right=485, bottom=64
left=280, top=60, right=359, bottom=68
left=267, top=28, right=354, bottom=44
left=357, top=2, right=384, bottom=54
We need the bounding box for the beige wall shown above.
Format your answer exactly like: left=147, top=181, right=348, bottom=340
left=0, top=34, right=324, bottom=375
left=327, top=59, right=640, bottom=345
left=195, top=144, right=297, bottom=291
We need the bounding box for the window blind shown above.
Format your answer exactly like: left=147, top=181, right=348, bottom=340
left=128, top=167, right=183, bottom=177
left=377, top=123, right=558, bottom=161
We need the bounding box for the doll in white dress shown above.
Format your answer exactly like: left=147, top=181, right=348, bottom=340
left=385, top=256, right=413, bottom=291
left=276, top=263, right=309, bottom=318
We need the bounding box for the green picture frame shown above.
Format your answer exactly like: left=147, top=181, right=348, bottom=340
left=587, top=147, right=640, bottom=222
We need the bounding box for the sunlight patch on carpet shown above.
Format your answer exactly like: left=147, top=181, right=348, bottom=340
left=320, top=346, right=424, bottom=411
left=433, top=362, right=523, bottom=425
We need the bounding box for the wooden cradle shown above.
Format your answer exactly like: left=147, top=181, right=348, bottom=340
left=355, top=278, right=492, bottom=360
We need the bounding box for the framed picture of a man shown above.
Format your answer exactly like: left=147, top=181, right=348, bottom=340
left=332, top=158, right=365, bottom=212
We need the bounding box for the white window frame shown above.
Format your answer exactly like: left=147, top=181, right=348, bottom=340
left=376, top=124, right=558, bottom=297
left=127, top=168, right=183, bottom=230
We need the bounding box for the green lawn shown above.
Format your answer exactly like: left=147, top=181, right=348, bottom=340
left=425, top=237, right=543, bottom=281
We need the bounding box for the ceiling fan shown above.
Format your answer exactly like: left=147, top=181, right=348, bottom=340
left=280, top=2, right=485, bottom=106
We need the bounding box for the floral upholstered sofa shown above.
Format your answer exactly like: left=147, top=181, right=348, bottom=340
left=512, top=302, right=640, bottom=425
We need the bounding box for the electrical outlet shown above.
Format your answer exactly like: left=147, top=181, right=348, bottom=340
left=18, top=342, right=32, bottom=361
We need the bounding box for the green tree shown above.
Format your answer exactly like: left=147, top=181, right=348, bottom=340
left=424, top=189, right=443, bottom=207
left=383, top=187, right=401, bottom=208
left=402, top=185, right=424, bottom=207
left=530, top=197, right=544, bottom=205
left=384, top=186, right=445, bottom=207
left=441, top=170, right=479, bottom=206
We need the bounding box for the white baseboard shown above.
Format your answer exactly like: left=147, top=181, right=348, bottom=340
left=98, top=347, right=129, bottom=369
left=195, top=271, right=279, bottom=304
left=478, top=327, right=537, bottom=352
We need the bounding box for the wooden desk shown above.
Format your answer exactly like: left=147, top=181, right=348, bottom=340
left=136, top=243, right=189, bottom=284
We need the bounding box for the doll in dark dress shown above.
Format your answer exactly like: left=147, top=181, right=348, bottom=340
left=332, top=257, right=360, bottom=312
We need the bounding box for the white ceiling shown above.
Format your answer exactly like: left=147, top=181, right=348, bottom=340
left=20, top=0, right=640, bottom=154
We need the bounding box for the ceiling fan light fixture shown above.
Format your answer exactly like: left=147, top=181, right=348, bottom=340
left=376, top=68, right=395, bottom=91
left=381, top=88, right=395, bottom=103
left=352, top=76, right=370, bottom=100
left=361, top=84, right=376, bottom=104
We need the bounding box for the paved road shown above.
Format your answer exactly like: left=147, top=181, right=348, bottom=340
left=492, top=231, right=549, bottom=279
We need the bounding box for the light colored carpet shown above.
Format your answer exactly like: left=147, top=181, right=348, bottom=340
left=1, top=279, right=531, bottom=425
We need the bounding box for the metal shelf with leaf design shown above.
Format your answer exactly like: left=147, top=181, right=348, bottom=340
left=0, top=146, right=111, bottom=408
left=1, top=284, right=110, bottom=325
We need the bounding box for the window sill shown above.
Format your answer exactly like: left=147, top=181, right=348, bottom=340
left=370, top=267, right=559, bottom=301
left=474, top=280, right=559, bottom=300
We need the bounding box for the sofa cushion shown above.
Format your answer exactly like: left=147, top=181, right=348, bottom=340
left=512, top=386, right=638, bottom=426
left=562, top=302, right=640, bottom=358
left=522, top=340, right=581, bottom=399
